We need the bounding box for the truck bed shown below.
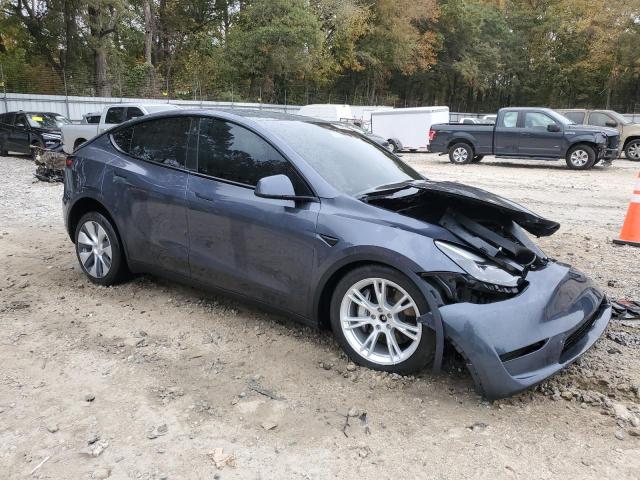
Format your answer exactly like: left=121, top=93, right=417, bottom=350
left=428, top=123, right=495, bottom=155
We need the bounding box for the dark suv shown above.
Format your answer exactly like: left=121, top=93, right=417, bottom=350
left=62, top=109, right=611, bottom=399
left=0, top=111, right=70, bottom=158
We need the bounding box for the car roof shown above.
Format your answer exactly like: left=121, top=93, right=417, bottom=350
left=142, top=108, right=327, bottom=124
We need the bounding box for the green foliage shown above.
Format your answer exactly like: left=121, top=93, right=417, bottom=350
left=1, top=0, right=640, bottom=111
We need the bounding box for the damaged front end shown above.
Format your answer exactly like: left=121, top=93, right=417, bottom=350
left=362, top=180, right=611, bottom=399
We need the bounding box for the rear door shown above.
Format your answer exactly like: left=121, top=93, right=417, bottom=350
left=493, top=110, right=521, bottom=155
left=186, top=117, right=319, bottom=316
left=518, top=111, right=563, bottom=157
left=104, top=116, right=195, bottom=277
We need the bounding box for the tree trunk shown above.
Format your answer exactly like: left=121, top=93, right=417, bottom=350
left=143, top=0, right=154, bottom=65
left=95, top=46, right=111, bottom=96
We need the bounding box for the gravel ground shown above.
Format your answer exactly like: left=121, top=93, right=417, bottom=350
left=1, top=153, right=639, bottom=479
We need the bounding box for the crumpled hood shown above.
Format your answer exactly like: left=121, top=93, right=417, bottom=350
left=412, top=180, right=559, bottom=237
left=364, top=179, right=559, bottom=238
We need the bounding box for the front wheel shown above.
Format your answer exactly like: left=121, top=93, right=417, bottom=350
left=624, top=139, right=640, bottom=161
left=448, top=143, right=473, bottom=164
left=330, top=266, right=435, bottom=375
left=75, top=212, right=128, bottom=286
left=566, top=144, right=596, bottom=170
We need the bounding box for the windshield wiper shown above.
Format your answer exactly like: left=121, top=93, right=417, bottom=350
left=357, top=179, right=427, bottom=200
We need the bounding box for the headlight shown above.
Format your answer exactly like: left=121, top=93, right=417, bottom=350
left=435, top=241, right=520, bottom=287
left=42, top=133, right=62, bottom=141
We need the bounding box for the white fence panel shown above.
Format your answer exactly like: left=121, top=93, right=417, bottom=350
left=0, top=92, right=301, bottom=120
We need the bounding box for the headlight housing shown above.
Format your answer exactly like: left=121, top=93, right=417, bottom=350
left=435, top=241, right=520, bottom=287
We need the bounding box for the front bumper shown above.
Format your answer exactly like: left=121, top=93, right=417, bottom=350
left=438, top=262, right=611, bottom=399
left=601, top=147, right=619, bottom=160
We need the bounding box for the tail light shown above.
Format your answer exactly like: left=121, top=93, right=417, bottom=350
left=65, top=155, right=74, bottom=168
left=428, top=129, right=436, bottom=142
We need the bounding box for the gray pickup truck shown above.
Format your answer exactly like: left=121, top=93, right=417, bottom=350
left=428, top=107, right=620, bottom=170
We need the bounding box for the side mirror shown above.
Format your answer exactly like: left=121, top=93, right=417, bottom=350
left=254, top=174, right=314, bottom=202
left=547, top=123, right=561, bottom=132
left=605, top=120, right=618, bottom=128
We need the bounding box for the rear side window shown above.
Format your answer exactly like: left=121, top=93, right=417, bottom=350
left=127, top=117, right=192, bottom=168
left=125, top=107, right=144, bottom=121
left=86, top=115, right=100, bottom=124
left=563, top=112, right=585, bottom=124
left=196, top=117, right=310, bottom=194
left=105, top=107, right=125, bottom=124
left=500, top=112, right=518, bottom=128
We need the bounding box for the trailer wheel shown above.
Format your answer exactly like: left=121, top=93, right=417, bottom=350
left=448, top=143, right=473, bottom=164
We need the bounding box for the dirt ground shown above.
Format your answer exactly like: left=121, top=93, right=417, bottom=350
left=1, top=153, right=639, bottom=480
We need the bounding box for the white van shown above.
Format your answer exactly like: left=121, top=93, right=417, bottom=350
left=297, top=104, right=353, bottom=122
left=371, top=106, right=450, bottom=152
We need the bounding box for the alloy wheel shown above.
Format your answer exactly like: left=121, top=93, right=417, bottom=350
left=628, top=142, right=640, bottom=160
left=339, top=278, right=422, bottom=365
left=569, top=149, right=589, bottom=167
left=77, top=220, right=112, bottom=278
left=452, top=147, right=469, bottom=163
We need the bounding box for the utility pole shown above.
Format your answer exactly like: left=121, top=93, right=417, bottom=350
left=63, top=70, right=71, bottom=119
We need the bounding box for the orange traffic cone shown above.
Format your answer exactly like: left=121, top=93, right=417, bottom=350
left=613, top=172, right=640, bottom=247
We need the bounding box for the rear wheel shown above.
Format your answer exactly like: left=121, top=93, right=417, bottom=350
left=624, top=139, right=640, bottom=161
left=75, top=212, right=128, bottom=286
left=566, top=144, right=596, bottom=170
left=448, top=143, right=473, bottom=164
left=388, top=139, right=401, bottom=153
left=330, top=266, right=435, bottom=375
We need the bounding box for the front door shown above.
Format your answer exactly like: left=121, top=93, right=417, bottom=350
left=518, top=111, right=563, bottom=157
left=8, top=113, right=31, bottom=154
left=103, top=116, right=195, bottom=277
left=186, top=117, right=319, bottom=316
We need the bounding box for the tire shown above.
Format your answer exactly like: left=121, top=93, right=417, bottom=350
left=387, top=139, right=400, bottom=153
left=565, top=144, right=596, bottom=170
left=330, top=265, right=435, bottom=375
left=624, top=139, right=640, bottom=161
left=74, top=211, right=128, bottom=286
left=472, top=155, right=484, bottom=163
left=448, top=142, right=474, bottom=164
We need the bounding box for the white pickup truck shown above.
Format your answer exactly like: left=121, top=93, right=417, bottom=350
left=62, top=103, right=180, bottom=153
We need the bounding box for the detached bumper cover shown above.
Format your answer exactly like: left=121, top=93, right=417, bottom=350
left=438, top=262, right=611, bottom=399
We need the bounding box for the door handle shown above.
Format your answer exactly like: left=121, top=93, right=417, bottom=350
left=195, top=191, right=215, bottom=202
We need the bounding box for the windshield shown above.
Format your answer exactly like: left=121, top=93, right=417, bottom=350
left=547, top=110, right=575, bottom=126
left=263, top=120, right=422, bottom=196
left=607, top=110, right=631, bottom=125
left=27, top=113, right=71, bottom=128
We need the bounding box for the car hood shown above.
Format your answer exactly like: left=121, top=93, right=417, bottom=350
left=364, top=180, right=560, bottom=237
left=32, top=126, right=62, bottom=135
left=565, top=124, right=619, bottom=136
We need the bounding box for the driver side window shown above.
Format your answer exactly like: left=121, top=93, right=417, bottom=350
left=524, top=112, right=556, bottom=129
left=196, top=118, right=311, bottom=195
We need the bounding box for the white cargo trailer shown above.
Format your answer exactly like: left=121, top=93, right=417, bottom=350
left=370, top=106, right=450, bottom=151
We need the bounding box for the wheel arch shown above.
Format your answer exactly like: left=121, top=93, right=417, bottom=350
left=67, top=196, right=131, bottom=269
left=623, top=135, right=640, bottom=149
left=313, top=252, right=427, bottom=330
left=447, top=138, right=475, bottom=152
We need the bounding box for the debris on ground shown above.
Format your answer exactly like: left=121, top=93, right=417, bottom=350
left=247, top=380, right=284, bottom=401
left=33, top=147, right=66, bottom=183
left=208, top=448, right=236, bottom=469
left=611, top=300, right=640, bottom=321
